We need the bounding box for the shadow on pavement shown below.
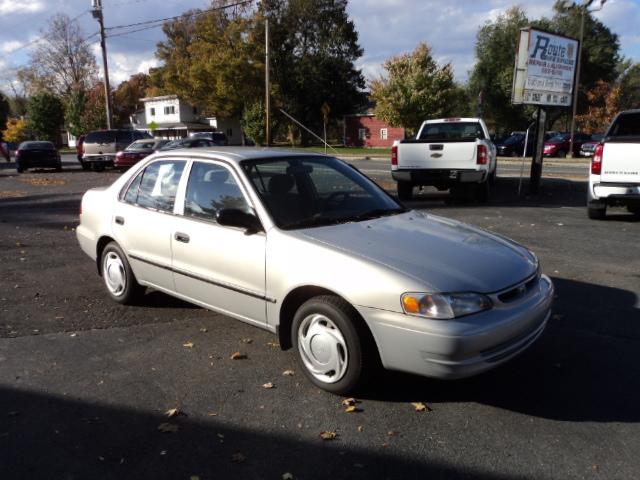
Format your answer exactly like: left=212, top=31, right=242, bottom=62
left=0, top=386, right=512, bottom=480
left=362, top=276, right=640, bottom=423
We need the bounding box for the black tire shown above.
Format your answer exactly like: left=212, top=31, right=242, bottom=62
left=55, top=162, right=62, bottom=172
left=92, top=163, right=105, bottom=172
left=587, top=204, right=606, bottom=220
left=397, top=181, right=413, bottom=200
left=556, top=150, right=567, bottom=159
left=489, top=167, right=497, bottom=185
left=16, top=166, right=25, bottom=173
left=292, top=295, right=378, bottom=395
left=475, top=181, right=490, bottom=203
left=80, top=160, right=90, bottom=171
left=100, top=242, right=144, bottom=304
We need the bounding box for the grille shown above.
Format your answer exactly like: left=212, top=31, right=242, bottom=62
left=497, top=275, right=538, bottom=304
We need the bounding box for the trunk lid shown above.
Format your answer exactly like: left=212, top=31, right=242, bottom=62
left=398, top=141, right=477, bottom=170
left=600, top=142, right=640, bottom=183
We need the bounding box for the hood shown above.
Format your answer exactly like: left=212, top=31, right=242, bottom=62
left=298, top=211, right=537, bottom=293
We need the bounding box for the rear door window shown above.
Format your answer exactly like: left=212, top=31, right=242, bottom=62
left=123, top=160, right=186, bottom=212
left=85, top=131, right=115, bottom=144
left=419, top=122, right=485, bottom=141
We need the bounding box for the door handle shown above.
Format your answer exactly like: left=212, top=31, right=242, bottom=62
left=174, top=232, right=190, bottom=243
left=115, top=216, right=125, bottom=225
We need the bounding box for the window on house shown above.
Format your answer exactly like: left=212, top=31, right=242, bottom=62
left=150, top=108, right=155, bottom=116
left=164, top=105, right=175, bottom=115
left=358, top=128, right=367, bottom=140
left=380, top=128, right=388, bottom=140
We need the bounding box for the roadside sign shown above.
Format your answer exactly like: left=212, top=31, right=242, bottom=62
left=320, top=102, right=330, bottom=120
left=512, top=28, right=579, bottom=107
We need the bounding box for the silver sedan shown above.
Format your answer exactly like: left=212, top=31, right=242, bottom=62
left=77, top=148, right=553, bottom=394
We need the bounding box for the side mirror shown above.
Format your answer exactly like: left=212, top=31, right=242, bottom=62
left=216, top=208, right=263, bottom=234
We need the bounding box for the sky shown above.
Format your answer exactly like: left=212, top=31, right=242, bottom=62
left=0, top=0, right=639, bottom=93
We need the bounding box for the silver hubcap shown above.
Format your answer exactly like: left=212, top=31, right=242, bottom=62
left=103, top=252, right=126, bottom=296
left=297, top=314, right=348, bottom=384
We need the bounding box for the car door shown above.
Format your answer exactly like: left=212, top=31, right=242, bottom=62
left=171, top=160, right=267, bottom=326
left=113, top=159, right=186, bottom=291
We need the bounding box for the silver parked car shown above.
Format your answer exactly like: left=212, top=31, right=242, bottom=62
left=77, top=148, right=553, bottom=394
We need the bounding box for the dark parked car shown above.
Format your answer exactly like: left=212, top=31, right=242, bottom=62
left=543, top=132, right=591, bottom=157
left=16, top=141, right=62, bottom=173
left=579, top=133, right=604, bottom=157
left=158, top=138, right=219, bottom=151
left=495, top=133, right=534, bottom=157
left=114, top=139, right=171, bottom=169
left=189, top=131, right=228, bottom=145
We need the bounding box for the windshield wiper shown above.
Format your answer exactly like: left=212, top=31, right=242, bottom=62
left=281, top=214, right=344, bottom=230
left=348, top=207, right=407, bottom=222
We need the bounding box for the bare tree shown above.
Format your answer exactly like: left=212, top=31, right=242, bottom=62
left=24, top=14, right=97, bottom=97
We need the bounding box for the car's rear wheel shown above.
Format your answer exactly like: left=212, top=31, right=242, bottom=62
left=587, top=203, right=606, bottom=220
left=397, top=181, right=413, bottom=200
left=292, top=295, right=377, bottom=395
left=556, top=150, right=567, bottom=158
left=101, top=242, right=144, bottom=304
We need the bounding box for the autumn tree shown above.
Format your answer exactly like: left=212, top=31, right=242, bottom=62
left=26, top=93, right=65, bottom=143
left=2, top=118, right=29, bottom=144
left=0, top=92, right=9, bottom=134
left=575, top=80, right=621, bottom=133
left=370, top=43, right=465, bottom=135
left=113, top=73, right=151, bottom=127
left=21, top=14, right=97, bottom=97
left=80, top=83, right=108, bottom=133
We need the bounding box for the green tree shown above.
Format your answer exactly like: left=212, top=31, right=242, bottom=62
left=26, top=92, right=65, bottom=143
left=370, top=43, right=464, bottom=135
left=65, top=89, right=86, bottom=137
left=467, top=7, right=531, bottom=132
left=264, top=0, right=367, bottom=143
left=618, top=62, right=640, bottom=109
left=79, top=83, right=107, bottom=133
left=241, top=101, right=266, bottom=145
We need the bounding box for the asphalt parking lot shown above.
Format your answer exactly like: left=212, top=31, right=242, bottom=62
left=0, top=154, right=638, bottom=480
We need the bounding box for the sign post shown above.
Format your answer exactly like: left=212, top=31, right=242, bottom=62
left=321, top=102, right=330, bottom=154
left=512, top=28, right=579, bottom=194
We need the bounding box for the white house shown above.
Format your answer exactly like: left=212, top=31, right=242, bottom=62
left=138, top=95, right=243, bottom=145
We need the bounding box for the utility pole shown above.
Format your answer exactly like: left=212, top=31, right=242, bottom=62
left=264, top=16, right=271, bottom=146
left=91, top=0, right=113, bottom=129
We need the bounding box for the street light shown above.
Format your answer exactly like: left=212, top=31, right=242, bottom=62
left=564, top=0, right=607, bottom=158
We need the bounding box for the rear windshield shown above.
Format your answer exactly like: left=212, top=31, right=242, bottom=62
left=19, top=141, right=55, bottom=150
left=418, top=122, right=485, bottom=142
left=607, top=112, right=640, bottom=140
left=85, top=131, right=114, bottom=143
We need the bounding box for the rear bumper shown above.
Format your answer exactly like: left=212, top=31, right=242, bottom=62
left=357, top=274, right=554, bottom=379
left=589, top=181, right=640, bottom=206
left=392, top=169, right=486, bottom=185
left=83, top=155, right=115, bottom=165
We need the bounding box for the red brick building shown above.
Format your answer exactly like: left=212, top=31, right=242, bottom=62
left=343, top=114, right=405, bottom=148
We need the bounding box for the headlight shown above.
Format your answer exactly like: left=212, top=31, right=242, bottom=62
left=401, top=292, right=492, bottom=319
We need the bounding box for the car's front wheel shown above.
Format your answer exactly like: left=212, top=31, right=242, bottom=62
left=292, top=295, right=376, bottom=395
left=101, top=242, right=144, bottom=304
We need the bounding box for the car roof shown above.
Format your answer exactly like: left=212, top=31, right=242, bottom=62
left=152, top=147, right=328, bottom=165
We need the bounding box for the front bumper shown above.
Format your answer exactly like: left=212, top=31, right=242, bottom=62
left=357, top=274, right=554, bottom=379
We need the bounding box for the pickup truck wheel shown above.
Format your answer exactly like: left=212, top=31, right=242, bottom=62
left=475, top=181, right=490, bottom=203
left=292, top=295, right=377, bottom=395
left=101, top=242, right=144, bottom=304
left=587, top=204, right=606, bottom=220
left=397, top=181, right=413, bottom=200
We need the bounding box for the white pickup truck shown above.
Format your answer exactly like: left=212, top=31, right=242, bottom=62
left=391, top=117, right=497, bottom=202
left=587, top=109, right=640, bottom=219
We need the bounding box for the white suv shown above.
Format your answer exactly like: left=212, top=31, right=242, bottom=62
left=588, top=110, right=640, bottom=219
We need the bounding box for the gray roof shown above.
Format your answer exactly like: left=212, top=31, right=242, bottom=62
left=152, top=147, right=329, bottom=165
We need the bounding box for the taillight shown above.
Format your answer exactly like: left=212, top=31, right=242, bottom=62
left=591, top=144, right=603, bottom=175
left=15, top=150, right=21, bottom=159
left=477, top=144, right=488, bottom=165
left=391, top=145, right=398, bottom=169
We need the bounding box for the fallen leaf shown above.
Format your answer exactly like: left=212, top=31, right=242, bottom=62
left=266, top=342, right=280, bottom=348
left=357, top=425, right=364, bottom=432
left=344, top=406, right=360, bottom=413
left=319, top=431, right=337, bottom=441
left=199, top=328, right=208, bottom=333
left=262, top=382, right=275, bottom=389
left=282, top=473, right=294, bottom=480
left=411, top=402, right=432, bottom=412
left=183, top=342, right=194, bottom=348
left=231, top=452, right=246, bottom=463
left=207, top=412, right=218, bottom=417
left=241, top=338, right=253, bottom=344
left=157, top=423, right=179, bottom=433
left=165, top=408, right=180, bottom=418
left=230, top=352, right=247, bottom=360
left=341, top=398, right=358, bottom=407
left=282, top=369, right=295, bottom=376
left=387, top=430, right=399, bottom=437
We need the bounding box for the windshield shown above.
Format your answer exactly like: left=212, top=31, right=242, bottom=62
left=418, top=122, right=485, bottom=142
left=19, top=141, right=55, bottom=150
left=590, top=134, right=604, bottom=142
left=503, top=134, right=524, bottom=145
left=548, top=134, right=569, bottom=142
left=242, top=156, right=405, bottom=230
